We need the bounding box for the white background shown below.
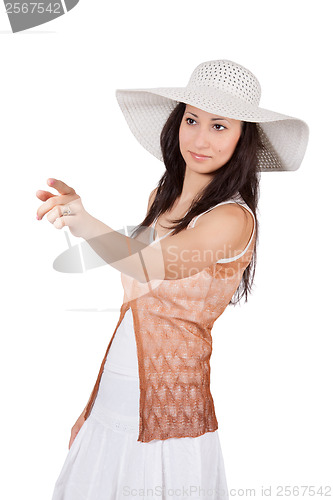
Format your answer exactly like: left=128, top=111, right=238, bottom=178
left=0, top=0, right=332, bottom=498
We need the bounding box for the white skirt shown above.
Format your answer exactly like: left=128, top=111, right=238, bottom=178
left=51, top=308, right=229, bottom=500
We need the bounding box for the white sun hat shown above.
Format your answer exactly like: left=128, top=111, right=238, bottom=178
left=116, top=59, right=309, bottom=172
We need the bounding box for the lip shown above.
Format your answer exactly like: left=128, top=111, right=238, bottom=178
left=189, top=151, right=212, bottom=161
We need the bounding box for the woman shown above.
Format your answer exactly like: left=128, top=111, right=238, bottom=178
left=36, top=59, right=309, bottom=499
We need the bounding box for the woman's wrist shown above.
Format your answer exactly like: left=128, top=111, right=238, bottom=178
left=80, top=213, right=112, bottom=241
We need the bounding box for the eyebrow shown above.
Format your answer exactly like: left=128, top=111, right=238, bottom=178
left=186, top=111, right=231, bottom=123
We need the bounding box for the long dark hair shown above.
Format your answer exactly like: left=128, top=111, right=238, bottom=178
left=132, top=102, right=262, bottom=305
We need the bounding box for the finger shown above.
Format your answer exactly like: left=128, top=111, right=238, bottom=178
left=47, top=178, right=76, bottom=196
left=53, top=214, right=71, bottom=230
left=35, top=190, right=56, bottom=201
left=47, top=204, right=75, bottom=224
left=46, top=205, right=64, bottom=224
left=36, top=193, right=79, bottom=220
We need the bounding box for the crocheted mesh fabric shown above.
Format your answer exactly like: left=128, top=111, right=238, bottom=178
left=83, top=208, right=256, bottom=443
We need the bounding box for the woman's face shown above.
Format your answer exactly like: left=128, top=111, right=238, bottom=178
left=179, top=104, right=243, bottom=173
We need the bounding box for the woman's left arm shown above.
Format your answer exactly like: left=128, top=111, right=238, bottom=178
left=36, top=179, right=253, bottom=282
left=36, top=178, right=161, bottom=282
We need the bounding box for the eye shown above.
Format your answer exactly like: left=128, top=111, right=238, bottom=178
left=213, top=124, right=226, bottom=131
left=185, top=117, right=196, bottom=125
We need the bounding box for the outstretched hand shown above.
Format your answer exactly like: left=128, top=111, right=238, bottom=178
left=36, top=178, right=92, bottom=238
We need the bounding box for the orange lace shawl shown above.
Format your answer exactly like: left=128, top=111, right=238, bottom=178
left=83, top=199, right=256, bottom=443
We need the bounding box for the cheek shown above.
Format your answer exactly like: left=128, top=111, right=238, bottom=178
left=217, top=132, right=241, bottom=155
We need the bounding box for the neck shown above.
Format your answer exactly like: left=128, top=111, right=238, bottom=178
left=177, top=166, right=214, bottom=205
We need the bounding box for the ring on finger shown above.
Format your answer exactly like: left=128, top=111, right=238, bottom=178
left=62, top=204, right=71, bottom=216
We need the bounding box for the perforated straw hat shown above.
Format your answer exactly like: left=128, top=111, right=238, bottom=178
left=116, top=59, right=309, bottom=171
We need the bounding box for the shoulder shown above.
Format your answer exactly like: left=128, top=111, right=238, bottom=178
left=146, top=187, right=158, bottom=214
left=194, top=202, right=255, bottom=248
left=145, top=200, right=256, bottom=279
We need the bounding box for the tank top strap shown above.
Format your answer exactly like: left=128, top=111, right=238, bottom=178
left=188, top=195, right=248, bottom=228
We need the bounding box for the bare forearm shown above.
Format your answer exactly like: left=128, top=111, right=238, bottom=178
left=80, top=214, right=164, bottom=282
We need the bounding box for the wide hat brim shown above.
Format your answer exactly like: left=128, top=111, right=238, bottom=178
left=116, top=86, right=309, bottom=171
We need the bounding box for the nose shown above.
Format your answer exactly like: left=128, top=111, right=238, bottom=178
left=193, top=128, right=210, bottom=150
